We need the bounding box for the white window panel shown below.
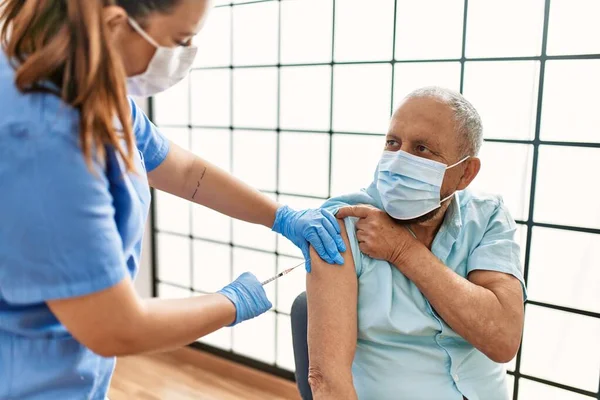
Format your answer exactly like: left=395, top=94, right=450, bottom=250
left=280, top=66, right=331, bottom=131
left=232, top=311, right=276, bottom=364
left=161, top=127, right=190, bottom=150
left=277, top=314, right=295, bottom=371
left=334, top=0, right=395, bottom=62
left=193, top=240, right=231, bottom=293
left=232, top=2, right=278, bottom=66
left=518, top=379, right=595, bottom=400
left=277, top=195, right=326, bottom=258
left=469, top=143, right=533, bottom=221
left=547, top=0, right=600, bottom=56
left=233, top=193, right=277, bottom=252
left=466, top=0, right=544, bottom=58
left=158, top=283, right=191, bottom=299
left=534, top=146, right=600, bottom=230
left=332, top=64, right=392, bottom=134
left=276, top=256, right=306, bottom=315
left=529, top=227, right=600, bottom=313
left=193, top=6, right=231, bottom=67
left=157, top=233, right=191, bottom=288
left=520, top=305, right=600, bottom=392
left=153, top=76, right=190, bottom=126
left=463, top=61, right=540, bottom=141
left=233, top=68, right=278, bottom=129
left=191, top=129, right=231, bottom=172
left=155, top=191, right=190, bottom=235
left=280, top=0, right=333, bottom=64
left=191, top=69, right=231, bottom=127
left=279, top=132, right=330, bottom=198
left=232, top=130, right=277, bottom=192
left=192, top=204, right=231, bottom=243
left=541, top=60, right=600, bottom=143
left=197, top=325, right=232, bottom=351
left=233, top=248, right=276, bottom=300
left=395, top=0, right=464, bottom=60
left=393, top=62, right=461, bottom=110
left=331, top=134, right=384, bottom=197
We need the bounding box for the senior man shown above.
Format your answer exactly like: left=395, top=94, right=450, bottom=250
left=290, top=87, right=526, bottom=400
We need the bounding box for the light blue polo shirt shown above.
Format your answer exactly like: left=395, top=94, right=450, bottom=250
left=0, top=50, right=169, bottom=399
left=323, top=184, right=526, bottom=400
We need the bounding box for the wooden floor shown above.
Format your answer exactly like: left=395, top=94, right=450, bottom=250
left=109, top=348, right=301, bottom=400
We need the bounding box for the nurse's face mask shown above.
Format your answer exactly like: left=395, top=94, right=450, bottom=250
left=126, top=18, right=198, bottom=97
left=376, top=150, right=469, bottom=220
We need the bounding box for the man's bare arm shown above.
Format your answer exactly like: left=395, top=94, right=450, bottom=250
left=307, top=219, right=358, bottom=400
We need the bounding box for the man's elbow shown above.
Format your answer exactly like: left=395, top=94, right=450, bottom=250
left=308, top=365, right=355, bottom=398
left=483, top=335, right=521, bottom=364
left=308, top=366, right=327, bottom=394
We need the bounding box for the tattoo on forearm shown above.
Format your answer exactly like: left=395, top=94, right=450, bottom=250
left=191, top=167, right=207, bottom=199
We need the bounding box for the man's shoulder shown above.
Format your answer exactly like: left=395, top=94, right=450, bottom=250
left=458, top=189, right=513, bottom=228
left=459, top=189, right=504, bottom=212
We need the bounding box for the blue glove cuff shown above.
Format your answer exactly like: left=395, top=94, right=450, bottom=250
left=217, top=286, right=243, bottom=327
left=271, top=205, right=291, bottom=235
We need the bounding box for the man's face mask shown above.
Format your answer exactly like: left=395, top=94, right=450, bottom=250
left=126, top=18, right=198, bottom=98
left=376, top=150, right=469, bottom=220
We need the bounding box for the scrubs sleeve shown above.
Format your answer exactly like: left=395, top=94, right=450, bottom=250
left=466, top=200, right=527, bottom=300
left=0, top=122, right=127, bottom=304
left=128, top=97, right=170, bottom=172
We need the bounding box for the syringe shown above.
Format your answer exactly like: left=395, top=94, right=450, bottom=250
left=261, top=261, right=304, bottom=286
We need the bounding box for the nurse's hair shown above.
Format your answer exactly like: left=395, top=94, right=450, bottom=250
left=0, top=0, right=181, bottom=170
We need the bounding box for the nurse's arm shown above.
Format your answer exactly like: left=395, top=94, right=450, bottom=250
left=306, top=219, right=358, bottom=400
left=47, top=277, right=237, bottom=357
left=148, top=142, right=278, bottom=228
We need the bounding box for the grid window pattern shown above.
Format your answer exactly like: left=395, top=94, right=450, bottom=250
left=151, top=0, right=600, bottom=398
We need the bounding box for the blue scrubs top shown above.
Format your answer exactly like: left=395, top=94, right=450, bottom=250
left=0, top=50, right=169, bottom=399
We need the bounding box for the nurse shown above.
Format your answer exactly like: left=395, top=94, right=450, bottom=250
left=0, top=1, right=345, bottom=399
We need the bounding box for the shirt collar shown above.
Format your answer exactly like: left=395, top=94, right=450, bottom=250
left=430, top=192, right=463, bottom=263
left=443, top=191, right=463, bottom=240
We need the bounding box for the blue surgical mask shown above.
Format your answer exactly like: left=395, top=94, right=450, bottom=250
left=376, top=150, right=469, bottom=220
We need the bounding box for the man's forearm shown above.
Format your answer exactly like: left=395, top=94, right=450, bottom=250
left=392, top=244, right=519, bottom=363
left=149, top=143, right=278, bottom=228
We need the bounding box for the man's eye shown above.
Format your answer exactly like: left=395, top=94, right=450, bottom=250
left=416, top=145, right=429, bottom=153
left=386, top=140, right=399, bottom=147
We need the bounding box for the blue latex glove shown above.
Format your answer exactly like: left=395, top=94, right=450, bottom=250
left=217, top=272, right=273, bottom=326
left=272, top=205, right=347, bottom=272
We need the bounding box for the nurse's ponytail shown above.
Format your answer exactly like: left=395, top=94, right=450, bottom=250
left=0, top=0, right=135, bottom=171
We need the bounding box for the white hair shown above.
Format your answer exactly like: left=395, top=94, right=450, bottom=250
left=404, top=86, right=483, bottom=156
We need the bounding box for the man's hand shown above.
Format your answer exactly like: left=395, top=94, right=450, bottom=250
left=336, top=205, right=417, bottom=264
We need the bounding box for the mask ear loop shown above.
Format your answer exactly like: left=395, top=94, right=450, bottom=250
left=440, top=155, right=471, bottom=203
left=128, top=18, right=160, bottom=48
left=446, top=155, right=471, bottom=170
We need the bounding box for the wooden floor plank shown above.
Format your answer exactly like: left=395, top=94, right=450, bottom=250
left=109, top=349, right=301, bottom=400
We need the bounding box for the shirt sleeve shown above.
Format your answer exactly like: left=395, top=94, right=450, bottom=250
left=128, top=97, right=170, bottom=172
left=342, top=217, right=365, bottom=277
left=466, top=200, right=527, bottom=300
left=0, top=121, right=128, bottom=304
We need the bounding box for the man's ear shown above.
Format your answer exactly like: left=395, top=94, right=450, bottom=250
left=457, top=157, right=481, bottom=191
left=103, top=5, right=128, bottom=35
